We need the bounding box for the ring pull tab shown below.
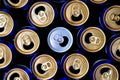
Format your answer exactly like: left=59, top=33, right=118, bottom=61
left=71, top=4, right=82, bottom=21
left=101, top=70, right=112, bottom=80
left=22, top=34, right=34, bottom=50
left=14, top=77, right=22, bottom=80
left=0, top=47, right=4, bottom=60
left=38, top=10, right=47, bottom=23
left=89, top=36, right=101, bottom=45
left=53, top=34, right=64, bottom=43
left=72, top=58, right=81, bottom=70
left=41, top=61, right=52, bottom=71
left=110, top=13, right=120, bottom=25
left=0, top=15, right=7, bottom=32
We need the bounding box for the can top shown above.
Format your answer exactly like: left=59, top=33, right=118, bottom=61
left=29, top=2, right=54, bottom=27
left=104, top=5, right=120, bottom=31
left=110, top=37, right=120, bottom=62
left=32, top=54, right=57, bottom=80
left=64, top=0, right=89, bottom=26
left=6, top=0, right=28, bottom=8
left=64, top=53, right=89, bottom=79
left=0, top=43, right=12, bottom=69
left=14, top=29, right=40, bottom=55
left=47, top=27, right=73, bottom=53
left=5, top=68, right=30, bottom=80
left=90, top=0, right=107, bottom=4
left=94, top=63, right=119, bottom=80
left=0, top=11, right=14, bottom=37
left=80, top=27, right=106, bottom=52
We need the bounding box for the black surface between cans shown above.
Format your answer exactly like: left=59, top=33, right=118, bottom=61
left=0, top=0, right=120, bottom=80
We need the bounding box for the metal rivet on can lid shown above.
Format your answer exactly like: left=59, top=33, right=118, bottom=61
left=6, top=0, right=28, bottom=8
left=5, top=68, right=30, bottom=80
left=80, top=27, right=106, bottom=52
left=110, top=37, right=120, bottom=62
left=64, top=0, right=89, bottom=26
left=29, top=2, right=54, bottom=27
left=0, top=11, right=14, bottom=37
left=63, top=53, right=89, bottom=79
left=0, top=43, right=12, bottom=69
left=14, top=29, right=40, bottom=55
left=47, top=27, right=73, bottom=53
left=32, top=54, right=57, bottom=80
left=104, top=5, right=120, bottom=31
left=90, top=0, right=107, bottom=4
left=94, top=63, right=119, bottom=80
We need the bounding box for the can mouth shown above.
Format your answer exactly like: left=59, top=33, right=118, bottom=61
left=9, top=0, right=20, bottom=4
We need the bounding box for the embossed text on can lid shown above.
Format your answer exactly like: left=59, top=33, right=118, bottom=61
left=32, top=54, right=57, bottom=80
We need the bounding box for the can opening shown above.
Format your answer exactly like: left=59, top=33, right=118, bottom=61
left=0, top=27, right=4, bottom=32
left=69, top=66, right=80, bottom=74
left=23, top=42, right=34, bottom=50
left=71, top=14, right=82, bottom=21
left=0, top=58, right=4, bottom=63
left=10, top=73, right=20, bottom=80
left=9, top=0, right=20, bottom=4
left=35, top=6, right=45, bottom=15
left=60, top=36, right=68, bottom=47
left=37, top=63, right=46, bottom=74
left=100, top=68, right=110, bottom=75
left=116, top=49, right=120, bottom=57
left=85, top=33, right=93, bottom=44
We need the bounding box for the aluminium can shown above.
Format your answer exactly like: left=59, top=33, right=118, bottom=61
left=78, top=27, right=106, bottom=52
left=62, top=53, right=89, bottom=79
left=62, top=0, right=89, bottom=26
left=92, top=60, right=119, bottom=80
left=90, top=0, right=107, bottom=4
left=14, top=29, right=40, bottom=55
left=31, top=54, right=58, bottom=80
left=28, top=1, right=55, bottom=27
left=47, top=27, right=73, bottom=53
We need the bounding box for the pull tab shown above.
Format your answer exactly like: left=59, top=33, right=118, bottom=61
left=41, top=61, right=52, bottom=71
left=22, top=34, right=34, bottom=50
left=37, top=10, right=47, bottom=23
left=0, top=15, right=7, bottom=28
left=0, top=47, right=4, bottom=60
left=71, top=4, right=81, bottom=17
left=53, top=34, right=64, bottom=43
left=72, top=58, right=81, bottom=70
left=89, top=36, right=101, bottom=45
left=101, top=70, right=112, bottom=80
left=14, top=77, right=22, bottom=80
left=110, top=13, right=120, bottom=25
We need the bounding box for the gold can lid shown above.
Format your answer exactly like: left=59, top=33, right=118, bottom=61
left=6, top=0, right=28, bottom=8
left=29, top=2, right=54, bottom=27
left=104, top=5, right=120, bottom=31
left=5, top=68, right=30, bottom=80
left=80, top=27, right=106, bottom=52
left=0, top=11, right=14, bottom=37
left=90, top=0, right=107, bottom=4
left=32, top=54, right=57, bottom=79
left=64, top=0, right=89, bottom=26
left=0, top=43, right=12, bottom=69
left=94, top=63, right=119, bottom=80
left=110, top=37, right=120, bottom=62
left=64, top=53, right=89, bottom=79
left=14, top=29, right=40, bottom=55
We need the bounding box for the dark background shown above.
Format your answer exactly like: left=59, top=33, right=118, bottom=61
left=0, top=0, right=120, bottom=80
